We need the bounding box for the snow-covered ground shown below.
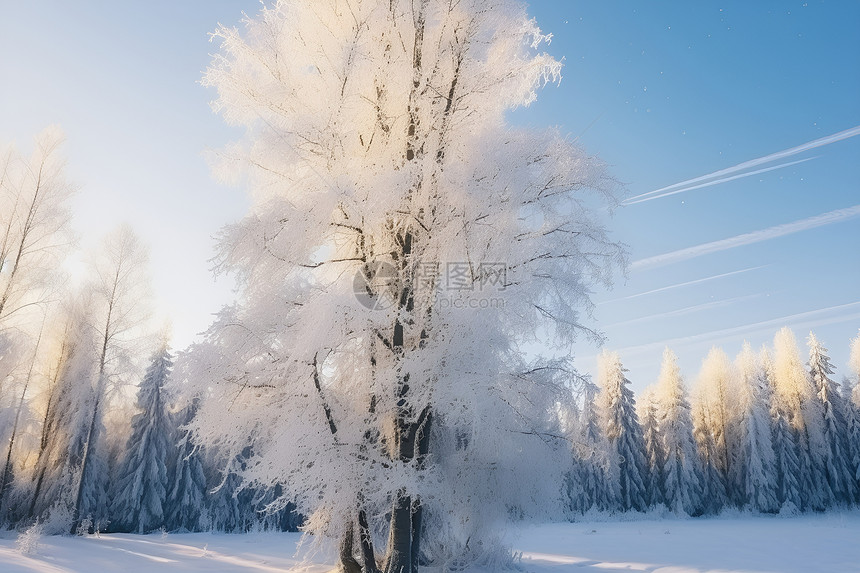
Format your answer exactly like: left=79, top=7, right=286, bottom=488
left=2, top=512, right=859, bottom=572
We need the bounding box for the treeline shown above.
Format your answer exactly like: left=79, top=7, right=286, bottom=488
left=0, top=130, right=299, bottom=534
left=571, top=328, right=860, bottom=515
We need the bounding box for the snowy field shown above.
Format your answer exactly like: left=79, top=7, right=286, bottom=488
left=2, top=512, right=859, bottom=573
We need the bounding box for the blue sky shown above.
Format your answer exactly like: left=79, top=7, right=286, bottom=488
left=1, top=1, right=858, bottom=390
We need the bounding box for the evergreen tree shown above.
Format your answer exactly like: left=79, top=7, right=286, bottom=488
left=572, top=380, right=616, bottom=512
left=763, top=346, right=803, bottom=511
left=166, top=399, right=208, bottom=532
left=849, top=332, right=860, bottom=485
left=807, top=333, right=856, bottom=504
left=691, top=400, right=727, bottom=514
left=111, top=346, right=173, bottom=533
left=655, top=348, right=702, bottom=515
left=733, top=344, right=779, bottom=512
left=772, top=327, right=831, bottom=510
left=693, top=348, right=735, bottom=503
left=842, top=377, right=860, bottom=489
left=638, top=386, right=664, bottom=507
left=206, top=451, right=256, bottom=532
left=596, top=350, right=648, bottom=512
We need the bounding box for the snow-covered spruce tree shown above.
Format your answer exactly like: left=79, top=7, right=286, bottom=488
left=165, top=399, right=208, bottom=532
left=807, top=333, right=856, bottom=505
left=691, top=398, right=727, bottom=514
left=771, top=327, right=831, bottom=510
left=570, top=378, right=616, bottom=513
left=654, top=348, right=702, bottom=515
left=187, top=2, right=623, bottom=571
left=204, top=449, right=260, bottom=533
left=762, top=348, right=803, bottom=511
left=849, top=332, right=860, bottom=486
left=843, top=378, right=860, bottom=491
left=732, top=343, right=779, bottom=512
left=111, top=346, right=173, bottom=533
left=638, top=385, right=664, bottom=508
left=595, top=350, right=648, bottom=511
left=693, top=347, right=736, bottom=507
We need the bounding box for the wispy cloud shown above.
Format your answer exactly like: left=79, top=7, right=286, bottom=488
left=623, top=125, right=860, bottom=205
left=600, top=266, right=765, bottom=304
left=624, top=157, right=817, bottom=205
left=631, top=205, right=860, bottom=271
left=615, top=301, right=860, bottom=360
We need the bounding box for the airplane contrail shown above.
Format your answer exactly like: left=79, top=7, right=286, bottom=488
left=624, top=124, right=860, bottom=205
left=599, top=266, right=765, bottom=304
left=624, top=157, right=817, bottom=205
left=631, top=204, right=860, bottom=271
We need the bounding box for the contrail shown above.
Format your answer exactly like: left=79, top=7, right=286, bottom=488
left=615, top=301, right=860, bottom=359
left=631, top=204, right=860, bottom=271
left=605, top=293, right=764, bottom=329
left=624, top=157, right=817, bottom=205
left=599, top=266, right=765, bottom=304
left=624, top=124, right=860, bottom=205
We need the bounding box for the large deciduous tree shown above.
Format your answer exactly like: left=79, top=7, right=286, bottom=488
left=187, top=1, right=623, bottom=571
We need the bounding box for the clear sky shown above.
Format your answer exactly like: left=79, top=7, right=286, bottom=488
left=1, top=1, right=858, bottom=392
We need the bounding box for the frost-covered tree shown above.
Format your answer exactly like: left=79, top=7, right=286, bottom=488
left=0, top=127, right=74, bottom=327
left=807, top=333, right=856, bottom=505
left=842, top=377, right=860, bottom=488
left=693, top=347, right=735, bottom=503
left=0, top=321, right=44, bottom=518
left=166, top=399, right=208, bottom=532
left=71, top=226, right=152, bottom=531
left=24, top=295, right=98, bottom=527
left=771, top=327, right=831, bottom=510
left=188, top=2, right=623, bottom=570
left=691, top=399, right=727, bottom=514
left=111, top=346, right=173, bottom=533
left=0, top=128, right=74, bottom=521
left=732, top=343, right=779, bottom=512
left=638, top=385, right=664, bottom=508
left=570, top=379, right=615, bottom=512
left=654, top=348, right=702, bottom=515
left=762, top=347, right=803, bottom=511
left=596, top=350, right=648, bottom=511
left=847, top=332, right=860, bottom=487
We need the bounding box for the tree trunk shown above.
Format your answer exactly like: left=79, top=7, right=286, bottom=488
left=70, top=388, right=102, bottom=533
left=410, top=409, right=432, bottom=570
left=357, top=506, right=379, bottom=573
left=340, top=521, right=362, bottom=573
left=385, top=488, right=413, bottom=573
